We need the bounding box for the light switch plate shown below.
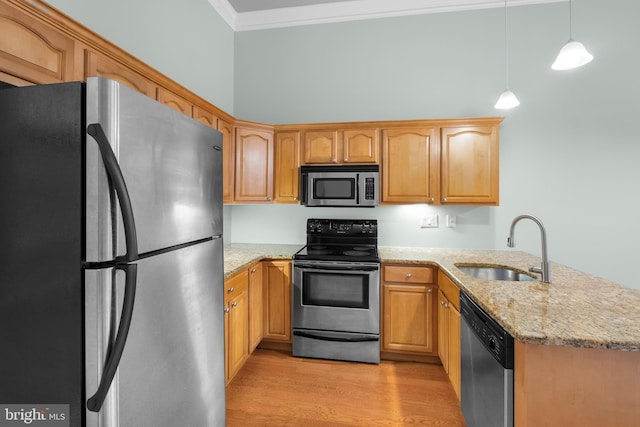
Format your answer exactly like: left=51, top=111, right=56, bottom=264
left=420, top=215, right=439, bottom=228
left=446, top=215, right=457, bottom=228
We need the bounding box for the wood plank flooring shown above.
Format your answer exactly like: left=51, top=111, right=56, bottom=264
left=226, top=349, right=466, bottom=426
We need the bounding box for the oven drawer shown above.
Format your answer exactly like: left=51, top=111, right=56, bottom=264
left=293, top=329, right=380, bottom=364
left=383, top=265, right=434, bottom=284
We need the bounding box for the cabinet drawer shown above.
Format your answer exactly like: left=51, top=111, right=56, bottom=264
left=438, top=270, right=460, bottom=310
left=384, top=265, right=434, bottom=284
left=224, top=269, right=249, bottom=303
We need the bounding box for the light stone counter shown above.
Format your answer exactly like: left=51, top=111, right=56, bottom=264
left=223, top=244, right=640, bottom=351
left=223, top=243, right=301, bottom=278
left=380, top=246, right=640, bottom=351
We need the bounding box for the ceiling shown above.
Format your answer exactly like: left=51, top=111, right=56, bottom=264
left=210, top=0, right=566, bottom=31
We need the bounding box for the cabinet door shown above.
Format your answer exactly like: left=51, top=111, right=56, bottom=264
left=343, top=129, right=379, bottom=163
left=449, top=304, right=461, bottom=400
left=440, top=125, right=499, bottom=205
left=227, top=289, right=249, bottom=381
left=234, top=127, right=274, bottom=202
left=225, top=270, right=249, bottom=383
left=274, top=131, right=301, bottom=203
left=193, top=106, right=217, bottom=129
left=263, top=260, right=291, bottom=342
left=302, top=130, right=340, bottom=164
left=157, top=87, right=192, bottom=117
left=218, top=120, right=235, bottom=204
left=381, top=128, right=436, bottom=204
left=248, top=263, right=264, bottom=353
left=0, top=4, right=76, bottom=85
left=85, top=50, right=156, bottom=97
left=382, top=283, right=435, bottom=353
left=437, top=290, right=450, bottom=373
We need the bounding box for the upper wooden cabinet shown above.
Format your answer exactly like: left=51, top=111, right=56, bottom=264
left=302, top=129, right=378, bottom=164
left=0, top=2, right=76, bottom=85
left=274, top=131, right=301, bottom=203
left=234, top=122, right=274, bottom=203
left=193, top=106, right=217, bottom=129
left=218, top=119, right=235, bottom=204
left=440, top=125, right=499, bottom=205
left=381, top=119, right=502, bottom=205
left=156, top=87, right=192, bottom=117
left=85, top=50, right=156, bottom=97
left=381, top=127, right=436, bottom=204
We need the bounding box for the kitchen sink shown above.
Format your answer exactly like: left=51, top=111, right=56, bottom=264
left=456, top=265, right=536, bottom=282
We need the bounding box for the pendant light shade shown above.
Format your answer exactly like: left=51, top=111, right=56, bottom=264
left=552, top=39, right=593, bottom=70
left=495, top=0, right=519, bottom=110
left=495, top=90, right=520, bottom=109
left=552, top=0, right=593, bottom=70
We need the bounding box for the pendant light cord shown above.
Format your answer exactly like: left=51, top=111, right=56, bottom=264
left=569, top=0, right=573, bottom=39
left=504, top=0, right=509, bottom=88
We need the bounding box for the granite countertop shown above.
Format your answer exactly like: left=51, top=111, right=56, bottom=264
left=223, top=243, right=302, bottom=278
left=380, top=247, right=640, bottom=352
left=223, top=243, right=640, bottom=351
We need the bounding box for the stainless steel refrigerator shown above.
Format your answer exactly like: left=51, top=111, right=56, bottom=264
left=0, top=77, right=226, bottom=426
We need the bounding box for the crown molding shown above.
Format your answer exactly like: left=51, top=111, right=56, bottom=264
left=209, top=0, right=565, bottom=32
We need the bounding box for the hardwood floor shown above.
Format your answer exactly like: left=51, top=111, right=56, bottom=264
left=226, top=349, right=466, bottom=426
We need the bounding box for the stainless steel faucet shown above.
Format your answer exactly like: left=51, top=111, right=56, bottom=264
left=507, top=214, right=551, bottom=283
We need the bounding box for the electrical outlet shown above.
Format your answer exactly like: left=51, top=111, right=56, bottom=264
left=446, top=215, right=457, bottom=228
left=420, top=215, right=439, bottom=228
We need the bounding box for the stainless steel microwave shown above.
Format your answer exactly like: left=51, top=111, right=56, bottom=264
left=300, top=164, right=379, bottom=207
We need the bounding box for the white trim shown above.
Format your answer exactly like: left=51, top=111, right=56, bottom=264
left=211, top=0, right=566, bottom=31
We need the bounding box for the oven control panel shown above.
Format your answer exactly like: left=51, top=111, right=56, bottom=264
left=307, top=219, right=377, bottom=236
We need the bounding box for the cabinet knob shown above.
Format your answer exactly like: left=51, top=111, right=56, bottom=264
left=251, top=268, right=256, bottom=274
left=231, top=301, right=238, bottom=308
left=294, top=197, right=298, bottom=201
left=429, top=197, right=435, bottom=203
left=343, top=158, right=348, bottom=162
left=427, top=288, right=432, bottom=293
left=442, top=198, right=448, bottom=203
left=331, top=158, right=337, bottom=163
left=223, top=307, right=230, bottom=313
left=406, top=273, right=412, bottom=279
left=228, top=287, right=234, bottom=293
left=267, top=196, right=272, bottom=201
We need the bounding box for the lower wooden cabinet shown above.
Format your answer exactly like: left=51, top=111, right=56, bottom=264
left=382, top=264, right=437, bottom=355
left=224, top=269, right=249, bottom=384
left=248, top=262, right=264, bottom=353
left=437, top=270, right=461, bottom=399
left=262, top=260, right=292, bottom=343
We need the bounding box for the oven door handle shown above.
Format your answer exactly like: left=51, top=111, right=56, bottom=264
left=294, top=330, right=379, bottom=343
left=294, top=264, right=379, bottom=272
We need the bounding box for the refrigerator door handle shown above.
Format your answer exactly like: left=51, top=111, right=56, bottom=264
left=87, top=123, right=139, bottom=262
left=87, top=263, right=138, bottom=412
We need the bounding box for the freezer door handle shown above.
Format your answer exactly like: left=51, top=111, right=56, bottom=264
left=87, top=123, right=139, bottom=262
left=87, top=263, right=138, bottom=412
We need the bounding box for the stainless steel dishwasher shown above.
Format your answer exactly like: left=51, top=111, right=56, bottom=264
left=460, top=291, right=514, bottom=427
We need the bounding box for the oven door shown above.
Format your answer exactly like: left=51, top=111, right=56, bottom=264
left=292, top=261, right=380, bottom=334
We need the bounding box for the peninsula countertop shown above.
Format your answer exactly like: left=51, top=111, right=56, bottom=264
left=223, top=243, right=640, bottom=351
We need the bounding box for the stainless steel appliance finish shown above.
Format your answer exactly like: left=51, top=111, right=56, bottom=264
left=0, top=78, right=225, bottom=427
left=292, top=219, right=381, bottom=364
left=507, top=214, right=552, bottom=283
left=460, top=291, right=514, bottom=427
left=300, top=164, right=379, bottom=207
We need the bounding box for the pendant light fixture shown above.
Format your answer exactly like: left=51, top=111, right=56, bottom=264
left=495, top=0, right=519, bottom=109
left=552, top=0, right=593, bottom=70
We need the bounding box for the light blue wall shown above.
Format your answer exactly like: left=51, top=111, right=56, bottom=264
left=232, top=0, right=640, bottom=290
left=46, top=0, right=235, bottom=113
